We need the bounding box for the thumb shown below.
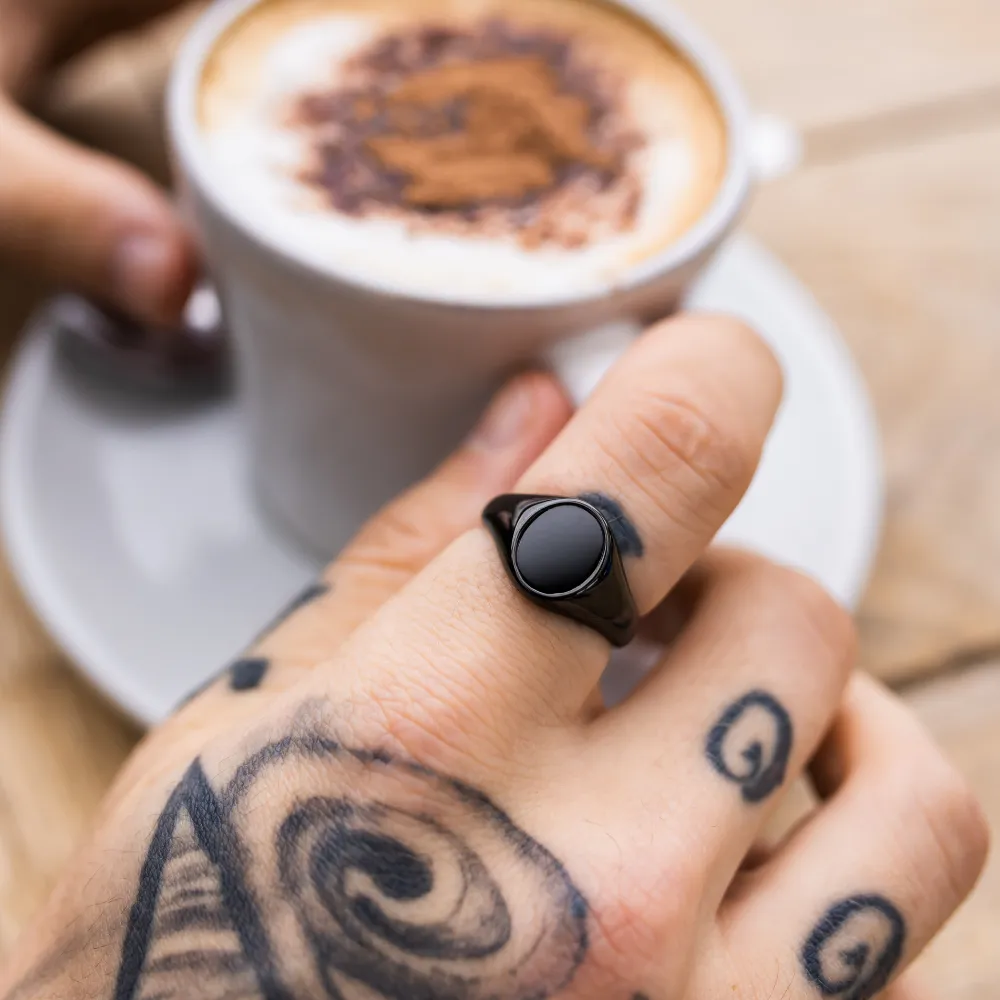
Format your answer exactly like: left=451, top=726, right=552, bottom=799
left=0, top=100, right=197, bottom=324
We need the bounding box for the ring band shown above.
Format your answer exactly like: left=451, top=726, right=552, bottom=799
left=482, top=494, right=638, bottom=647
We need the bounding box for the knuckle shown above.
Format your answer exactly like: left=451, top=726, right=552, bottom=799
left=343, top=503, right=435, bottom=577
left=593, top=315, right=782, bottom=537
left=750, top=562, right=857, bottom=672
left=585, top=846, right=702, bottom=980
left=915, top=753, right=991, bottom=899
left=336, top=546, right=556, bottom=780
left=357, top=666, right=511, bottom=780
left=612, top=389, right=756, bottom=521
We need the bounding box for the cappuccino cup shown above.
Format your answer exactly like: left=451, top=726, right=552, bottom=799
left=169, top=0, right=757, bottom=558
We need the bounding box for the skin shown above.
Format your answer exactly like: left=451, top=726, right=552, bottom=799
left=0, top=0, right=197, bottom=324
left=0, top=314, right=989, bottom=1000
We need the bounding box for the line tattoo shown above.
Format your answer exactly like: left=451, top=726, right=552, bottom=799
left=113, top=727, right=588, bottom=999
left=705, top=690, right=793, bottom=803
left=259, top=581, right=331, bottom=638
left=579, top=493, right=644, bottom=558
left=801, top=895, right=906, bottom=1000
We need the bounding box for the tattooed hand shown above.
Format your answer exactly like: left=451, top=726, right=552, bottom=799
left=114, top=729, right=589, bottom=1000
left=1, top=319, right=988, bottom=1000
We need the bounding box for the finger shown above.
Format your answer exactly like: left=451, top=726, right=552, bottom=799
left=517, top=315, right=781, bottom=614
left=0, top=101, right=197, bottom=324
left=317, top=314, right=782, bottom=750
left=252, top=373, right=573, bottom=684
left=176, top=373, right=572, bottom=711
left=24, top=1, right=188, bottom=69
left=580, top=550, right=855, bottom=910
left=722, top=675, right=989, bottom=1000
left=882, top=968, right=936, bottom=1000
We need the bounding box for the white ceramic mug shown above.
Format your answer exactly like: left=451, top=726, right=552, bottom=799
left=168, top=0, right=761, bottom=559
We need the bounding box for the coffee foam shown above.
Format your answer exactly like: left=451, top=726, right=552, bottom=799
left=198, top=0, right=727, bottom=300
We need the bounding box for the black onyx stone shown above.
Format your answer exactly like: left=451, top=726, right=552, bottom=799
left=514, top=503, right=606, bottom=596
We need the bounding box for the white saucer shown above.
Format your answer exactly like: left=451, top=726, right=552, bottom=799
left=0, top=236, right=882, bottom=726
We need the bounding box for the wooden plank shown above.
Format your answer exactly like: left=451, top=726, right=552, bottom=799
left=0, top=558, right=136, bottom=953
left=34, top=1, right=1000, bottom=158
left=904, top=660, right=1000, bottom=999
left=671, top=0, right=1000, bottom=134
left=747, top=124, right=1000, bottom=684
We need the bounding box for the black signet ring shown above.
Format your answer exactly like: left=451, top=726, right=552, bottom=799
left=482, top=494, right=638, bottom=646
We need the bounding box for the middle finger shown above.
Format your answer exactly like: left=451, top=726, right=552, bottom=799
left=320, top=314, right=782, bottom=748
left=582, top=548, right=855, bottom=913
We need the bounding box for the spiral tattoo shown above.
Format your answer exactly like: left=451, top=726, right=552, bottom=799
left=705, top=690, right=793, bottom=803
left=112, top=729, right=588, bottom=1000
left=801, top=895, right=906, bottom=1000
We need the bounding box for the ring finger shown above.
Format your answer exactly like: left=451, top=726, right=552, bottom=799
left=576, top=549, right=855, bottom=916
left=721, top=674, right=989, bottom=1000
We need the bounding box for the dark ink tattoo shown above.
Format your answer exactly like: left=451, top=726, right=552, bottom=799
left=114, top=760, right=280, bottom=1000
left=260, top=581, right=331, bottom=637
left=174, top=655, right=268, bottom=708
left=801, top=895, right=906, bottom=1000
left=114, top=727, right=588, bottom=999
left=705, top=690, right=793, bottom=803
left=228, top=657, right=270, bottom=692
left=579, top=493, right=644, bottom=557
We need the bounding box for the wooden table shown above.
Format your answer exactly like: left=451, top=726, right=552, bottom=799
left=1, top=2, right=998, bottom=994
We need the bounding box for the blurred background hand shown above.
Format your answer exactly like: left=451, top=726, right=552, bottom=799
left=0, top=0, right=198, bottom=324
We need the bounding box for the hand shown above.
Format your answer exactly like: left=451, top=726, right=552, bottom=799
left=0, top=316, right=988, bottom=1000
left=0, top=0, right=197, bottom=324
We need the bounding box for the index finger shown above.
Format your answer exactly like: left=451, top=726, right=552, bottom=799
left=172, top=373, right=571, bottom=718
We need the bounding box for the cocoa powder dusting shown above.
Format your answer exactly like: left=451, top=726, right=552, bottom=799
left=289, top=20, right=643, bottom=248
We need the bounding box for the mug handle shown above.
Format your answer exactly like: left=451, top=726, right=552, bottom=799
left=749, top=113, right=803, bottom=183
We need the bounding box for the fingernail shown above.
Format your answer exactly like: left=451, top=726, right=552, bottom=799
left=111, top=232, right=175, bottom=322
left=469, top=377, right=536, bottom=450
